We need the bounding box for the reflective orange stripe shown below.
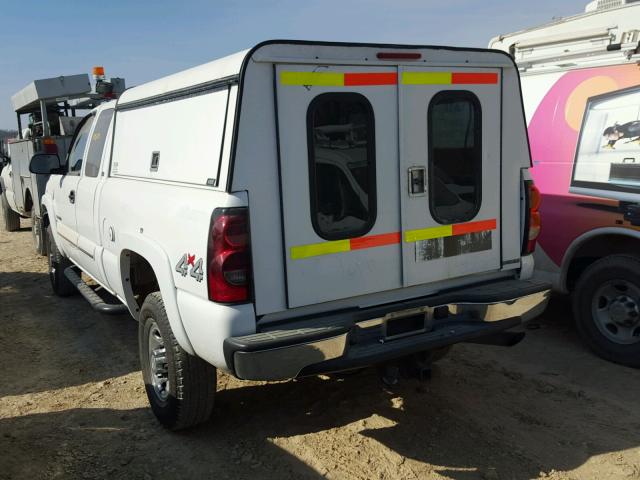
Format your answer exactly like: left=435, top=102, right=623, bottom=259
left=350, top=232, right=401, bottom=250
left=451, top=218, right=497, bottom=235
left=344, top=72, right=398, bottom=86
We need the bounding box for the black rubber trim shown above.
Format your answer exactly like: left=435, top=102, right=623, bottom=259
left=225, top=324, right=348, bottom=353
left=226, top=39, right=528, bottom=193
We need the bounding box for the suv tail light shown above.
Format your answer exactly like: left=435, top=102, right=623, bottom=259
left=523, top=180, right=541, bottom=255
left=207, top=207, right=251, bottom=303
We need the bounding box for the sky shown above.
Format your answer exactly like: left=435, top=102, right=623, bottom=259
left=0, top=0, right=588, bottom=129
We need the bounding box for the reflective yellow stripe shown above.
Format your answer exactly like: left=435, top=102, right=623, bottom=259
left=280, top=71, right=344, bottom=86
left=404, top=225, right=453, bottom=242
left=290, top=239, right=351, bottom=260
left=402, top=72, right=452, bottom=85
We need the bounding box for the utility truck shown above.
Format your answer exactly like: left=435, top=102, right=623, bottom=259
left=490, top=0, right=640, bottom=367
left=0, top=69, right=124, bottom=254
left=31, top=41, right=550, bottom=429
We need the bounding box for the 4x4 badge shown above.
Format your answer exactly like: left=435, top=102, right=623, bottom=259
left=176, top=253, right=204, bottom=282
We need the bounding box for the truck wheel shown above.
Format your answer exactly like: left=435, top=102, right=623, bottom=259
left=573, top=255, right=640, bottom=368
left=46, top=225, right=76, bottom=297
left=1, top=191, right=20, bottom=232
left=32, top=210, right=46, bottom=256
left=139, top=292, right=217, bottom=430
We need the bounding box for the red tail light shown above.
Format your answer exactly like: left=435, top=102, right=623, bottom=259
left=523, top=181, right=541, bottom=254
left=207, top=207, right=251, bottom=303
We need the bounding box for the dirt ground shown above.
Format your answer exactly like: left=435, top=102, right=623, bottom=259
left=1, top=219, right=639, bottom=480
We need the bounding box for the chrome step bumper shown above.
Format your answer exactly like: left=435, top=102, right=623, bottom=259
left=224, top=279, right=550, bottom=381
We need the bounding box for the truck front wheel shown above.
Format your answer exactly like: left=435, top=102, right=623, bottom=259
left=1, top=191, right=20, bottom=232
left=573, top=255, right=640, bottom=368
left=139, top=292, right=217, bottom=430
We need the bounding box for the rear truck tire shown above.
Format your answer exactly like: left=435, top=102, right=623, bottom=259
left=573, top=255, right=640, bottom=368
left=1, top=191, right=20, bottom=232
left=139, top=292, right=217, bottom=430
left=46, top=225, right=76, bottom=297
left=31, top=210, right=46, bottom=256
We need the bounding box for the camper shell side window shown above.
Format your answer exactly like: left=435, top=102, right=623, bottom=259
left=428, top=90, right=482, bottom=224
left=306, top=92, right=377, bottom=240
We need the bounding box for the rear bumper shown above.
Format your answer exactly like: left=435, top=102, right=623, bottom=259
left=224, top=278, right=550, bottom=381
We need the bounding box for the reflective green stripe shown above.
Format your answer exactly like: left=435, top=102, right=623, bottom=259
left=404, top=225, right=453, bottom=242
left=290, top=239, right=351, bottom=260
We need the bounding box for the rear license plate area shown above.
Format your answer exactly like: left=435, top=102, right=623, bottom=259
left=385, top=313, right=426, bottom=339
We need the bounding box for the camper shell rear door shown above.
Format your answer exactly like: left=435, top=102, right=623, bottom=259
left=275, top=61, right=503, bottom=309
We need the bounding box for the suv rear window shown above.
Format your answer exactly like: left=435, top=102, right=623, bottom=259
left=307, top=93, right=376, bottom=240
left=428, top=90, right=482, bottom=224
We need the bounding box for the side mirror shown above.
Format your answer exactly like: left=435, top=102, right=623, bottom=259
left=29, top=153, right=62, bottom=175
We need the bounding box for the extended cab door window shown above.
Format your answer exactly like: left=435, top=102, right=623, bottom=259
left=83, top=109, right=114, bottom=177
left=67, top=115, right=95, bottom=176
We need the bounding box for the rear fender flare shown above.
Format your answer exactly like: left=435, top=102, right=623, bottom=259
left=117, top=232, right=195, bottom=355
left=560, top=227, right=640, bottom=293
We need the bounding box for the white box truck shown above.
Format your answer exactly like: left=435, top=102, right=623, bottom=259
left=31, top=41, right=550, bottom=429
left=0, top=70, right=124, bottom=255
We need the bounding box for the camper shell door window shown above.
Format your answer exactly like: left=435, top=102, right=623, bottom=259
left=306, top=92, right=377, bottom=240
left=428, top=90, right=482, bottom=224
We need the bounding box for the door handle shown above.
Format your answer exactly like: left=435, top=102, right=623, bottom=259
left=68, top=190, right=75, bottom=204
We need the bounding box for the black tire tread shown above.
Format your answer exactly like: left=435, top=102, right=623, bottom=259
left=1, top=192, right=20, bottom=232
left=32, top=209, right=46, bottom=256
left=573, top=254, right=640, bottom=369
left=140, top=292, right=216, bottom=430
left=46, top=225, right=76, bottom=297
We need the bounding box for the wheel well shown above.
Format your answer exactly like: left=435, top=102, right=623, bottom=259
left=24, top=189, right=33, bottom=212
left=566, top=234, right=640, bottom=291
left=124, top=250, right=160, bottom=310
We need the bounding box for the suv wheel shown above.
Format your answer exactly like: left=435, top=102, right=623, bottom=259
left=139, top=292, right=217, bottom=430
left=573, top=254, right=640, bottom=368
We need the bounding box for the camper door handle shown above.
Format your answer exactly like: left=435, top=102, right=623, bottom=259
left=68, top=190, right=75, bottom=204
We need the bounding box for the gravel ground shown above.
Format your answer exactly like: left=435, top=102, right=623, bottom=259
left=1, top=218, right=639, bottom=480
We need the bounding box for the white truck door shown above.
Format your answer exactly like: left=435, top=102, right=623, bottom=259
left=75, top=108, right=114, bottom=284
left=399, top=67, right=502, bottom=286
left=54, top=114, right=95, bottom=258
left=275, top=65, right=402, bottom=308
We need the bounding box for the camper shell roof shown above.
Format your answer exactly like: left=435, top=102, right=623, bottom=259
left=117, top=40, right=517, bottom=107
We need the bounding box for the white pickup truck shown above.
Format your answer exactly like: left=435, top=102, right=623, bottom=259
left=31, top=41, right=550, bottom=430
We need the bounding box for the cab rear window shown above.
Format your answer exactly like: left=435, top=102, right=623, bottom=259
left=428, top=90, right=482, bottom=224
left=307, top=93, right=376, bottom=240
